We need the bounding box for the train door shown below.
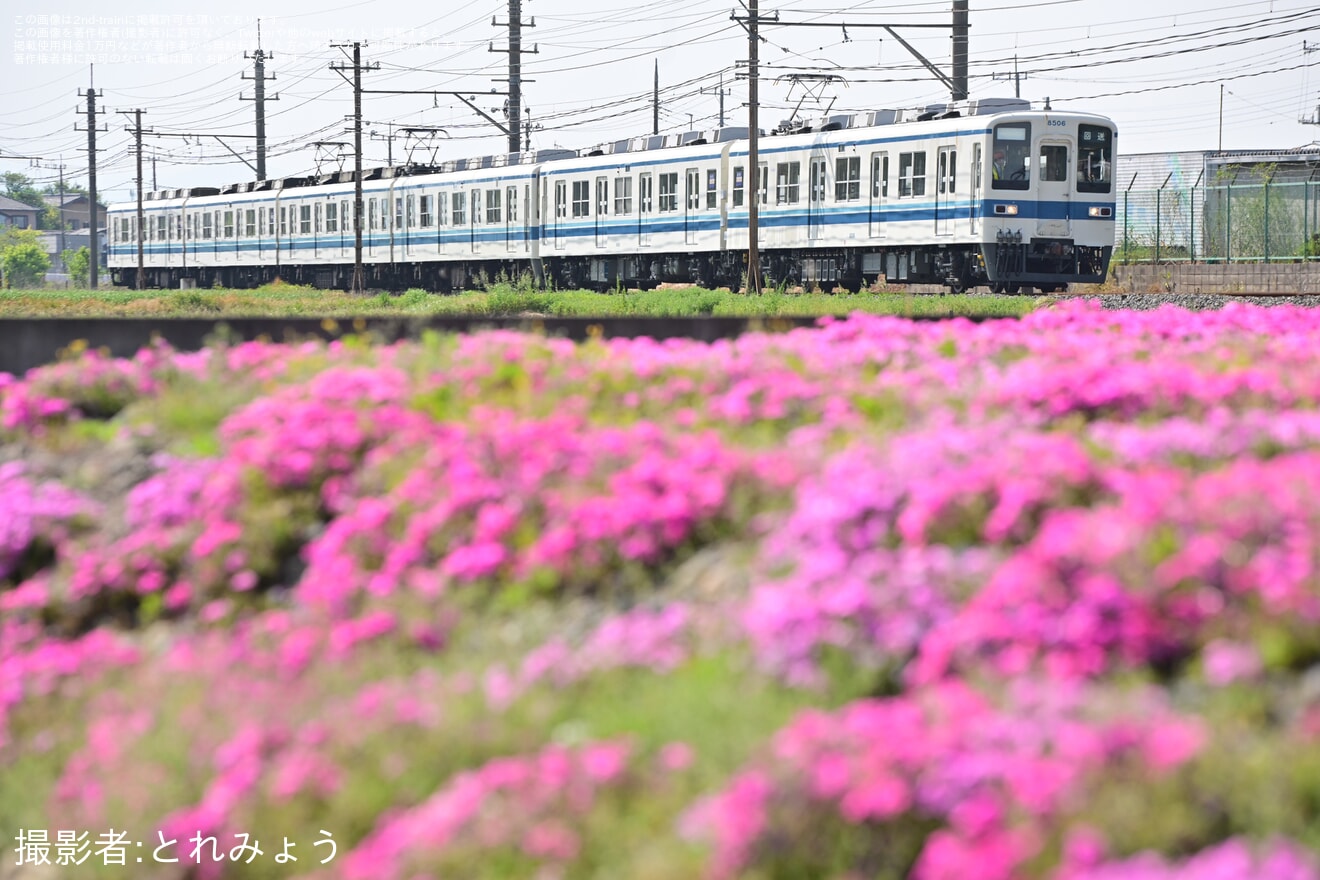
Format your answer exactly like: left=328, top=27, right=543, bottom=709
left=507, top=185, right=518, bottom=253
left=869, top=152, right=887, bottom=239
left=523, top=184, right=531, bottom=253
left=470, top=188, right=480, bottom=253
left=595, top=176, right=609, bottom=247
left=685, top=168, right=700, bottom=246
left=1036, top=139, right=1072, bottom=237
left=808, top=156, right=827, bottom=241
left=970, top=145, right=981, bottom=235
left=638, top=173, right=653, bottom=247
left=554, top=180, right=567, bottom=250
left=936, top=146, right=956, bottom=236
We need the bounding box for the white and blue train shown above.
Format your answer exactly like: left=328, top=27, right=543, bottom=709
left=107, top=98, right=1116, bottom=294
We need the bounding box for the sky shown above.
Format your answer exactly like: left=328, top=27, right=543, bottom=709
left=3, top=0, right=1318, bottom=201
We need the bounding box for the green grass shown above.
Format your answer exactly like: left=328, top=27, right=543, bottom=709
left=2, top=280, right=1042, bottom=319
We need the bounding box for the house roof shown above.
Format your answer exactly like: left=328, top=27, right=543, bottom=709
left=0, top=194, right=40, bottom=213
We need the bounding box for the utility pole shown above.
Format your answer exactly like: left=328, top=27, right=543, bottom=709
left=122, top=109, right=151, bottom=290
left=952, top=0, right=968, bottom=101
left=242, top=22, right=278, bottom=181
left=77, top=69, right=105, bottom=290
left=493, top=0, right=537, bottom=155
left=992, top=55, right=1029, bottom=98
left=701, top=70, right=731, bottom=127
left=742, top=1, right=769, bottom=294
left=654, top=60, right=660, bottom=136
left=331, top=41, right=377, bottom=294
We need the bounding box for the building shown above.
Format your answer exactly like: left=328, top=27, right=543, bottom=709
left=0, top=194, right=41, bottom=229
left=42, top=193, right=105, bottom=232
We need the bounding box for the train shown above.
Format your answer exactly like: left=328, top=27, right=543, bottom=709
left=106, top=97, right=1116, bottom=294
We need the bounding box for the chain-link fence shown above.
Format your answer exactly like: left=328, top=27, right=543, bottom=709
left=1117, top=178, right=1320, bottom=264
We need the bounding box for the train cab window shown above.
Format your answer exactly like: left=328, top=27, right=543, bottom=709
left=572, top=180, right=591, bottom=217
left=1077, top=124, right=1113, bottom=193
left=452, top=192, right=466, bottom=226
left=706, top=169, right=718, bottom=209
left=776, top=162, right=800, bottom=205
left=897, top=152, right=926, bottom=198
left=991, top=123, right=1031, bottom=190
left=614, top=176, right=633, bottom=214
left=658, top=173, right=679, bottom=212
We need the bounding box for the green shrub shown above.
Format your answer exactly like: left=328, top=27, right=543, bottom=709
left=2, top=241, right=50, bottom=288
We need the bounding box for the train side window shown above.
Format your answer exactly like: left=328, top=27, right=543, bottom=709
left=452, top=191, right=466, bottom=226
left=418, top=195, right=431, bottom=228
left=246, top=209, right=257, bottom=237
left=572, top=180, right=591, bottom=217
left=395, top=197, right=404, bottom=229
left=614, top=176, right=633, bottom=214
left=658, top=173, right=679, bottom=212
left=938, top=150, right=956, bottom=195
left=300, top=205, right=312, bottom=235
left=836, top=156, right=861, bottom=201
left=202, top=213, right=212, bottom=240
left=223, top=210, right=235, bottom=238
left=732, top=166, right=744, bottom=207
left=326, top=202, right=339, bottom=233
left=898, top=152, right=926, bottom=198
left=486, top=189, right=502, bottom=224
left=776, top=162, right=800, bottom=205
left=871, top=152, right=889, bottom=199
left=706, top=169, right=718, bottom=209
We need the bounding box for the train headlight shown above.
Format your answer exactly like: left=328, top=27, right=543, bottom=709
left=993, top=204, right=1018, bottom=216
left=1088, top=206, right=1113, bottom=218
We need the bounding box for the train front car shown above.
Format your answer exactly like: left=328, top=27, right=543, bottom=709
left=980, top=110, right=1116, bottom=293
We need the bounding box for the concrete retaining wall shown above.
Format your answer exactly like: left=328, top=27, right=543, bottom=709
left=1112, top=263, right=1320, bottom=294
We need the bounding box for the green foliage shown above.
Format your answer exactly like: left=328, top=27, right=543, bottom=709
left=61, top=246, right=90, bottom=287
left=1, top=241, right=50, bottom=288
left=2, top=171, right=46, bottom=212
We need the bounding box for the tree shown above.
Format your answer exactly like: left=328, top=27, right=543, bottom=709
left=62, top=246, right=90, bottom=287
left=1, top=242, right=50, bottom=288
left=2, top=172, right=46, bottom=211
